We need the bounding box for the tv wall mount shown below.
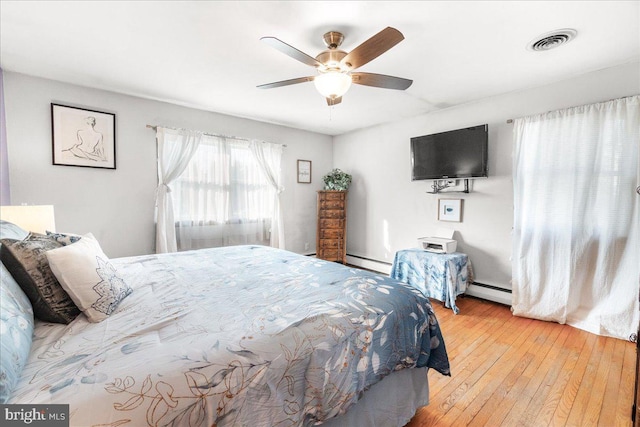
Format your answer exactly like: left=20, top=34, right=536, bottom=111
left=427, top=179, right=470, bottom=194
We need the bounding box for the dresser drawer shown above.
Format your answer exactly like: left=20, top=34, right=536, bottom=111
left=319, top=219, right=345, bottom=229
left=318, top=249, right=341, bottom=260
left=319, top=229, right=344, bottom=239
left=319, top=200, right=344, bottom=210
left=320, top=209, right=345, bottom=219
left=319, top=239, right=341, bottom=248
left=321, top=192, right=345, bottom=201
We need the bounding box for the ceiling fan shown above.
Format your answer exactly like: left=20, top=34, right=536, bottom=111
left=257, top=27, right=413, bottom=106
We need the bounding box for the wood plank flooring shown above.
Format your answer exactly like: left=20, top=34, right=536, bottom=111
left=405, top=296, right=635, bottom=427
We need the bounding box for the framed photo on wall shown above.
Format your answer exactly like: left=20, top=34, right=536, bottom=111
left=297, top=159, right=312, bottom=183
left=438, top=198, right=462, bottom=222
left=51, top=103, right=116, bottom=169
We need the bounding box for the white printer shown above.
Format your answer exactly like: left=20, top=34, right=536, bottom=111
left=418, top=227, right=457, bottom=254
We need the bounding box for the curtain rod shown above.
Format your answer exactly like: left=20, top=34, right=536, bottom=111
left=505, top=95, right=637, bottom=125
left=146, top=124, right=286, bottom=147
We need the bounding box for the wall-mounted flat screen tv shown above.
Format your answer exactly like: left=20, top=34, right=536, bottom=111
left=411, top=124, right=488, bottom=180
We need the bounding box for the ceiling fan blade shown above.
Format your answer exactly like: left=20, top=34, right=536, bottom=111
left=340, top=27, right=405, bottom=70
left=261, top=36, right=324, bottom=68
left=351, top=72, right=413, bottom=90
left=257, top=76, right=315, bottom=89
left=326, top=96, right=342, bottom=106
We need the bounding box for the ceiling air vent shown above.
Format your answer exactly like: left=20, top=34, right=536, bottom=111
left=527, top=28, right=577, bottom=51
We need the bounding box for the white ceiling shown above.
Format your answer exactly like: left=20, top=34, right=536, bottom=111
left=1, top=1, right=638, bottom=136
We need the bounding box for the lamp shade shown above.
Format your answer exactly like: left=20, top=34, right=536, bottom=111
left=314, top=72, right=352, bottom=99
left=0, top=205, right=56, bottom=234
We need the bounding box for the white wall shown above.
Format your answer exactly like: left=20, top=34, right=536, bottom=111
left=334, top=61, right=640, bottom=289
left=4, top=63, right=638, bottom=283
left=3, top=72, right=333, bottom=258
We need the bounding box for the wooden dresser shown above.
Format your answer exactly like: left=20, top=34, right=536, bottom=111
left=316, top=190, right=347, bottom=264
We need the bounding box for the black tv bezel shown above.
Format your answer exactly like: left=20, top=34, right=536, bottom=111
left=410, top=124, right=489, bottom=181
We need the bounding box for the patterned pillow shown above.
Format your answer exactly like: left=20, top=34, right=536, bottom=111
left=46, top=234, right=132, bottom=323
left=45, top=231, right=82, bottom=246
left=0, top=233, right=81, bottom=324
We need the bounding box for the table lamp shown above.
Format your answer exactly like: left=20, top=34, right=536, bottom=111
left=0, top=205, right=56, bottom=234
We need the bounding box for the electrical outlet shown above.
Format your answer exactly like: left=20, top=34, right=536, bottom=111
left=304, top=242, right=310, bottom=251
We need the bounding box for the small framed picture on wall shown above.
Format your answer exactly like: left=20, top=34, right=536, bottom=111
left=297, top=159, right=312, bottom=183
left=438, top=198, right=462, bottom=222
left=51, top=103, right=116, bottom=169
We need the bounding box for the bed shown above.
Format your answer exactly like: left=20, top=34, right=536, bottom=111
left=0, top=220, right=450, bottom=426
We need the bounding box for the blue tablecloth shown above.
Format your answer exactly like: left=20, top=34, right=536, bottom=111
left=390, top=249, right=471, bottom=314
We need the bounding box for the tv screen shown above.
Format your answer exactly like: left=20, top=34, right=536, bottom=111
left=411, top=124, right=488, bottom=180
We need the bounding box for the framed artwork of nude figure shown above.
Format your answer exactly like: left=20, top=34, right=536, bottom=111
left=51, top=103, right=116, bottom=169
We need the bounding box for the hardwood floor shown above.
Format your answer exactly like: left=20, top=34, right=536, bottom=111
left=406, top=296, right=635, bottom=427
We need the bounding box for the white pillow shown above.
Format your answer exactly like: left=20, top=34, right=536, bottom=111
left=45, top=233, right=132, bottom=322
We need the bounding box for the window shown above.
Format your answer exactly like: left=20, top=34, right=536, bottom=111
left=171, top=136, right=275, bottom=250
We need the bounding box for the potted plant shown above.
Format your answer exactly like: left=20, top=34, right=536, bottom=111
left=322, top=168, right=352, bottom=191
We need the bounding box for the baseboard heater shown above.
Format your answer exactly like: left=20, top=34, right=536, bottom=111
left=346, top=254, right=393, bottom=266
left=467, top=281, right=512, bottom=306
left=321, top=253, right=513, bottom=305
left=471, top=281, right=512, bottom=293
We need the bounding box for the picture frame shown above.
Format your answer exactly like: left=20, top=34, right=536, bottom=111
left=51, top=103, right=116, bottom=169
left=438, top=198, right=462, bottom=222
left=297, top=159, right=312, bottom=183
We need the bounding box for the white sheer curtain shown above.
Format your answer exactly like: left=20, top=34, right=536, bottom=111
left=512, top=95, right=639, bottom=340
left=170, top=135, right=282, bottom=251
left=155, top=127, right=202, bottom=253
left=250, top=140, right=285, bottom=249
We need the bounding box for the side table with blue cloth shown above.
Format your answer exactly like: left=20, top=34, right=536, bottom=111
left=390, top=249, right=471, bottom=314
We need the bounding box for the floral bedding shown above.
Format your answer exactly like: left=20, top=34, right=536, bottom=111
left=10, top=245, right=450, bottom=426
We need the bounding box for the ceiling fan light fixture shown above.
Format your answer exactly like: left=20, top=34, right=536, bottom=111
left=314, top=72, right=352, bottom=99
left=259, top=27, right=411, bottom=104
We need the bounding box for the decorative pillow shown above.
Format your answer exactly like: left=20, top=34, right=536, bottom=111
left=46, top=234, right=132, bottom=323
left=45, top=231, right=82, bottom=246
left=0, top=262, right=35, bottom=403
left=0, top=220, right=29, bottom=242
left=0, top=219, right=33, bottom=403
left=0, top=233, right=81, bottom=324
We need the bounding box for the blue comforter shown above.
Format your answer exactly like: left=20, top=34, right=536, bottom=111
left=11, top=245, right=449, bottom=426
